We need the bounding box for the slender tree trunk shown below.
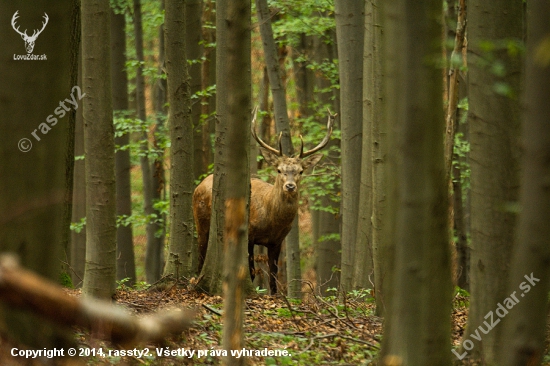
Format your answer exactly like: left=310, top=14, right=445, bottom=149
left=199, top=0, right=229, bottom=295
left=312, top=33, right=341, bottom=296
left=383, top=1, right=452, bottom=364
left=200, top=0, right=216, bottom=174
left=71, top=53, right=86, bottom=287
left=463, top=0, right=522, bottom=361
left=335, top=0, right=364, bottom=293
left=111, top=8, right=136, bottom=286
left=355, top=0, right=378, bottom=291
left=187, top=0, right=205, bottom=184
left=152, top=0, right=167, bottom=278
left=256, top=0, right=301, bottom=298
left=220, top=0, right=251, bottom=362
left=499, top=2, right=550, bottom=364
left=82, top=0, right=116, bottom=300
left=164, top=0, right=194, bottom=279
left=133, top=0, right=162, bottom=283
left=0, top=0, right=78, bottom=349
left=377, top=0, right=399, bottom=357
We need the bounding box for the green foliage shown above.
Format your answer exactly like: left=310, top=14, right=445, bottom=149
left=475, top=38, right=525, bottom=99
left=113, top=110, right=168, bottom=165
left=70, top=217, right=86, bottom=234
left=453, top=286, right=470, bottom=308
left=117, top=277, right=151, bottom=291
left=268, top=0, right=335, bottom=48
left=255, top=286, right=268, bottom=294
left=59, top=272, right=73, bottom=288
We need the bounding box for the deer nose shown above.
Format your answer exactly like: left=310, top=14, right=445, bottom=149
left=285, top=183, right=296, bottom=192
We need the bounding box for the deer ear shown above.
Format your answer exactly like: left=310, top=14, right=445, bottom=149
left=302, top=153, right=324, bottom=170
left=259, top=147, right=280, bottom=166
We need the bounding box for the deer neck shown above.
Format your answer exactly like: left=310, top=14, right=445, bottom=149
left=268, top=179, right=299, bottom=219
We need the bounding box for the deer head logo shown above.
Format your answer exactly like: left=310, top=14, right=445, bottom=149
left=11, top=11, right=49, bottom=54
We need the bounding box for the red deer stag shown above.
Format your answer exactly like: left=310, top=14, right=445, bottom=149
left=194, top=108, right=336, bottom=294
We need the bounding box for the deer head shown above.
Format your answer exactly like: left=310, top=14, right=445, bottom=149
left=11, top=11, right=49, bottom=54
left=251, top=107, right=336, bottom=195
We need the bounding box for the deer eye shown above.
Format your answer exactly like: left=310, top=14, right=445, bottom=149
left=299, top=171, right=303, bottom=175
left=277, top=169, right=281, bottom=173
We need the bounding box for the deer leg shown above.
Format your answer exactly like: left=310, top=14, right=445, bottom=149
left=267, top=244, right=281, bottom=295
left=197, top=231, right=209, bottom=274
left=248, top=241, right=256, bottom=282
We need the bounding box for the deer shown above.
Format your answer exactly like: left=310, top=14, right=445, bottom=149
left=11, top=11, right=49, bottom=54
left=193, top=108, right=336, bottom=295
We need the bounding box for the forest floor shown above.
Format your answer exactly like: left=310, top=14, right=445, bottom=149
left=4, top=282, right=547, bottom=366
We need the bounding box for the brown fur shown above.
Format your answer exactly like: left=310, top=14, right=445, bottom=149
left=194, top=152, right=323, bottom=294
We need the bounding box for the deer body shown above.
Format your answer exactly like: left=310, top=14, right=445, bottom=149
left=194, top=109, right=335, bottom=294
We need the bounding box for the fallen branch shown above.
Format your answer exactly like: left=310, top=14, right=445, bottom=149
left=202, top=303, right=223, bottom=316
left=0, top=254, right=194, bottom=347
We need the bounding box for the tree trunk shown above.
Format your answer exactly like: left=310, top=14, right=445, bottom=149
left=256, top=0, right=301, bottom=298
left=376, top=0, right=400, bottom=358
left=383, top=1, right=452, bottom=364
left=371, top=0, right=393, bottom=318
left=463, top=0, right=523, bottom=361
left=164, top=0, right=194, bottom=279
left=312, top=33, right=341, bottom=296
left=111, top=8, right=136, bottom=286
left=133, top=0, right=162, bottom=283
left=198, top=0, right=230, bottom=295
left=152, top=0, right=167, bottom=282
left=335, top=0, right=364, bottom=293
left=188, top=0, right=206, bottom=184
left=220, top=0, right=251, bottom=362
left=200, top=0, right=216, bottom=175
left=354, top=0, right=378, bottom=291
left=499, top=2, right=550, bottom=364
left=82, top=0, right=116, bottom=300
left=0, top=0, right=78, bottom=349
left=71, top=53, right=86, bottom=288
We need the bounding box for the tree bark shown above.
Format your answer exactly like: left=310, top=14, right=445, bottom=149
left=499, top=2, right=550, bottom=364
left=152, top=0, right=167, bottom=283
left=335, top=0, right=364, bottom=293
left=188, top=0, right=206, bottom=184
left=133, top=0, right=162, bottom=284
left=164, top=0, right=195, bottom=279
left=71, top=53, right=86, bottom=288
left=220, top=0, right=251, bottom=362
left=111, top=7, right=136, bottom=286
left=355, top=0, right=378, bottom=292
left=82, top=0, right=116, bottom=300
left=312, top=33, right=341, bottom=296
left=256, top=0, right=301, bottom=298
left=383, top=1, right=452, bottom=364
left=463, top=0, right=523, bottom=361
left=0, top=0, right=78, bottom=349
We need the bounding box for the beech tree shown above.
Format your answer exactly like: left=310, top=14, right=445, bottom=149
left=381, top=0, right=452, bottom=364
left=499, top=1, right=550, bottom=364
left=0, top=0, right=79, bottom=348
left=335, top=0, right=365, bottom=293
left=219, top=0, right=251, bottom=361
left=163, top=0, right=194, bottom=279
left=463, top=0, right=523, bottom=361
left=81, top=0, right=116, bottom=300
left=133, top=0, right=163, bottom=283
left=256, top=0, right=301, bottom=298
left=111, top=6, right=136, bottom=286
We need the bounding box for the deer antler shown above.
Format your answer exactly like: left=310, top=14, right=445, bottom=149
left=11, top=11, right=27, bottom=38
left=30, top=13, right=49, bottom=40
left=299, top=108, right=336, bottom=158
left=251, top=106, right=283, bottom=157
